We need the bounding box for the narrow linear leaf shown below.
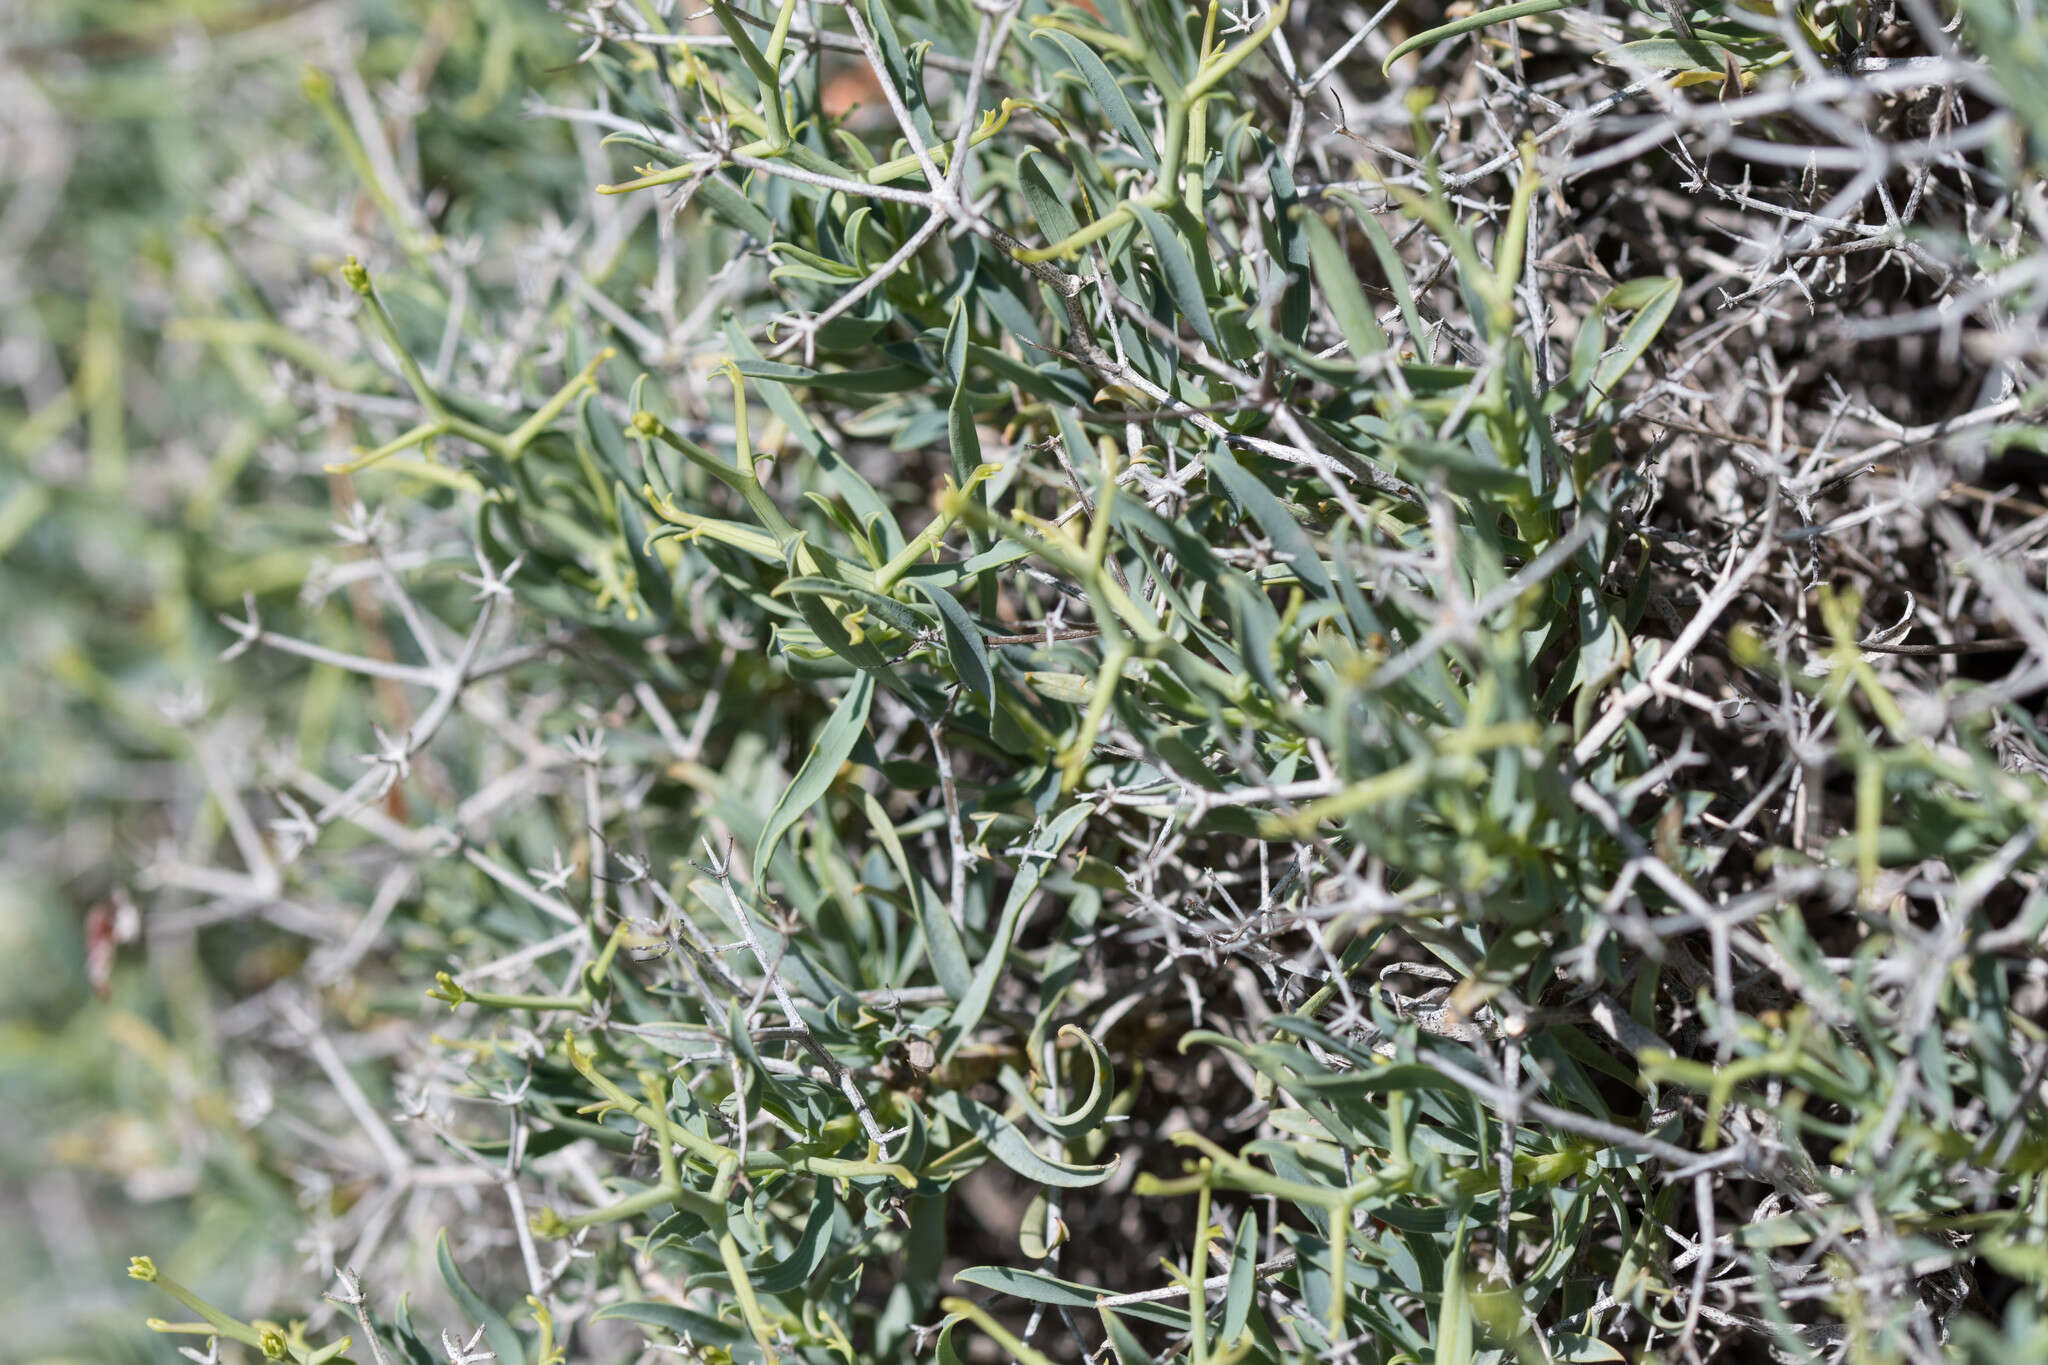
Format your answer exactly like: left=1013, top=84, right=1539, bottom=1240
left=865, top=0, right=935, bottom=142
left=1586, top=276, right=1680, bottom=415
left=1222, top=1208, right=1260, bottom=1341
left=911, top=581, right=995, bottom=705
left=1263, top=134, right=1312, bottom=346
left=1019, top=1186, right=1061, bottom=1259
left=947, top=802, right=1093, bottom=1041
left=694, top=171, right=776, bottom=242
left=1000, top=1024, right=1116, bottom=1140
left=751, top=1190, right=838, bottom=1295
left=1333, top=190, right=1430, bottom=352
left=436, top=1229, right=528, bottom=1365
left=735, top=359, right=929, bottom=394
left=1602, top=38, right=1736, bottom=75
left=1383, top=0, right=1575, bottom=71
left=1131, top=202, right=1221, bottom=352
left=1435, top=1222, right=1475, bottom=1365
left=862, top=790, right=972, bottom=1000
left=953, top=1265, right=1189, bottom=1329
left=1018, top=150, right=1083, bottom=248
left=756, top=670, right=875, bottom=871
left=591, top=1301, right=755, bottom=1353
left=1032, top=31, right=1159, bottom=168
left=724, top=317, right=893, bottom=533
left=1302, top=209, right=1388, bottom=357
left=931, top=1090, right=1119, bottom=1187
left=1100, top=1308, right=1161, bottom=1363
left=776, top=576, right=933, bottom=635
left=386, top=1298, right=440, bottom=1365
left=1206, top=449, right=1334, bottom=596
left=947, top=378, right=981, bottom=491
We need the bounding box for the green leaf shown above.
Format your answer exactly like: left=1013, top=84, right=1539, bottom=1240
left=436, top=1229, right=527, bottom=1365
left=864, top=0, right=936, bottom=144
left=1130, top=202, right=1221, bottom=353
left=947, top=371, right=981, bottom=492
left=1025, top=670, right=1095, bottom=705
left=694, top=171, right=776, bottom=242
left=708, top=0, right=780, bottom=88
left=751, top=1189, right=838, bottom=1294
left=946, top=802, right=1093, bottom=1042
left=591, top=1300, right=754, bottom=1351
left=735, top=359, right=928, bottom=394
left=1001, top=1024, right=1116, bottom=1140
left=1435, top=1223, right=1474, bottom=1365
left=1382, top=0, right=1575, bottom=71
left=863, top=790, right=971, bottom=999
left=1205, top=449, right=1334, bottom=596
left=1032, top=30, right=1158, bottom=167
left=775, top=576, right=933, bottom=635
left=755, top=670, right=875, bottom=872
left=1333, top=190, right=1430, bottom=352
left=1099, top=1308, right=1161, bottom=1363
left=911, top=581, right=995, bottom=705
left=931, top=1090, right=1119, bottom=1187
left=724, top=318, right=893, bottom=535
left=1019, top=1186, right=1060, bottom=1259
left=1260, top=130, right=1313, bottom=345
left=1564, top=307, right=1608, bottom=404
left=307, top=1336, right=354, bottom=1364
left=1222, top=573, right=1285, bottom=699
left=1602, top=38, right=1739, bottom=75
left=1222, top=1208, right=1260, bottom=1341
left=389, top=1298, right=440, bottom=1365
left=1302, top=208, right=1388, bottom=358
left=1018, top=150, right=1083, bottom=247
left=953, top=1265, right=1189, bottom=1329
left=1586, top=276, right=1680, bottom=416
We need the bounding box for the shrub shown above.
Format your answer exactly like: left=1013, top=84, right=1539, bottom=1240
left=29, top=0, right=2048, bottom=1361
